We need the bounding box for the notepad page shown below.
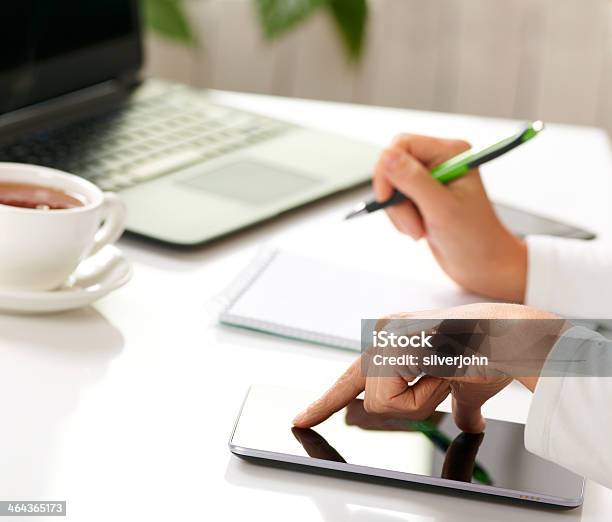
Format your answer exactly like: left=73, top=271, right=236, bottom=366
left=220, top=250, right=481, bottom=351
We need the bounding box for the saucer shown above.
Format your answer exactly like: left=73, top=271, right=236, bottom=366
left=0, top=245, right=132, bottom=314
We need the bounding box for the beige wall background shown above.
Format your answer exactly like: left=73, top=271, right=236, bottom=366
left=145, top=0, right=612, bottom=134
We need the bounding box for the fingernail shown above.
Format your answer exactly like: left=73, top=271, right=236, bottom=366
left=384, top=150, right=402, bottom=170
left=292, top=411, right=307, bottom=425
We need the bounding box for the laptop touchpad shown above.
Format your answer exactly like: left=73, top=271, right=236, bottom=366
left=179, top=161, right=320, bottom=205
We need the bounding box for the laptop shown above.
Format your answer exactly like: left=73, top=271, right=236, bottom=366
left=0, top=1, right=379, bottom=246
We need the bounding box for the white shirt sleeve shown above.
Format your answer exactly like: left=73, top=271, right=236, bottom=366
left=524, top=326, right=612, bottom=489
left=525, top=235, right=612, bottom=318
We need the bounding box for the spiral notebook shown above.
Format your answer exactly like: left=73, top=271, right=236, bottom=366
left=218, top=249, right=481, bottom=351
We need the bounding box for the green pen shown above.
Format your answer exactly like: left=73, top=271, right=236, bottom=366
left=345, top=121, right=545, bottom=220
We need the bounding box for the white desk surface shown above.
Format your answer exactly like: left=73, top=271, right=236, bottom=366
left=1, top=92, right=611, bottom=521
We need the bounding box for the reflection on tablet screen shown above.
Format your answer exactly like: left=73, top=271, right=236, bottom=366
left=231, top=386, right=584, bottom=501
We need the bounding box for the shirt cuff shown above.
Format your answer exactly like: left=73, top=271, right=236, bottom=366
left=525, top=235, right=556, bottom=310
left=524, top=369, right=563, bottom=458
left=524, top=326, right=601, bottom=458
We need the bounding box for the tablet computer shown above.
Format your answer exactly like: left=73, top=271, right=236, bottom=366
left=229, top=385, right=584, bottom=508
left=494, top=203, right=596, bottom=240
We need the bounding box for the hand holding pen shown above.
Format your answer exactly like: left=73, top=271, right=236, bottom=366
left=346, top=127, right=543, bottom=302
left=346, top=122, right=543, bottom=220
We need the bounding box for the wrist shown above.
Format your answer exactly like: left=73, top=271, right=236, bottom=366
left=488, top=235, right=527, bottom=303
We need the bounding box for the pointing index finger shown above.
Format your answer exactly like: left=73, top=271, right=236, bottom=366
left=293, top=358, right=366, bottom=428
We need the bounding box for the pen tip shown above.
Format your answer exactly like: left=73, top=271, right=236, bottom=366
left=344, top=207, right=367, bottom=220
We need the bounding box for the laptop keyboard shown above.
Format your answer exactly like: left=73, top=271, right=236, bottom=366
left=0, top=89, right=292, bottom=191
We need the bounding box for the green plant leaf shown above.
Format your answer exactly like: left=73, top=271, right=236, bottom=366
left=142, top=0, right=194, bottom=44
left=255, top=0, right=327, bottom=38
left=327, top=0, right=367, bottom=59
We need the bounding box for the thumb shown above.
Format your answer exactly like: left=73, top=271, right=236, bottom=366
left=451, top=394, right=486, bottom=434
left=450, top=381, right=488, bottom=433
left=449, top=378, right=512, bottom=433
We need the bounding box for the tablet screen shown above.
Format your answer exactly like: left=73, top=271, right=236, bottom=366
left=231, top=385, right=583, bottom=502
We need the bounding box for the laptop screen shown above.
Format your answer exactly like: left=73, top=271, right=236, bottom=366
left=0, top=0, right=142, bottom=115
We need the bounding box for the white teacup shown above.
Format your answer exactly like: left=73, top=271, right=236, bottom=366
left=0, top=163, right=126, bottom=291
